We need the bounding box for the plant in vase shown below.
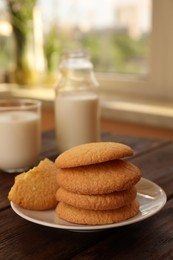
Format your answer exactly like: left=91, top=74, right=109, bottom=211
left=8, top=0, right=45, bottom=86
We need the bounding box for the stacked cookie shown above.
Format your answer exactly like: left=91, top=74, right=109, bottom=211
left=55, top=142, right=141, bottom=225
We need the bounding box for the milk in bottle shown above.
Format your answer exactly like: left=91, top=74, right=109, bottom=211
left=54, top=49, right=100, bottom=153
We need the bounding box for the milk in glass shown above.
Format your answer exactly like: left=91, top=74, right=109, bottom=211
left=0, top=100, right=41, bottom=173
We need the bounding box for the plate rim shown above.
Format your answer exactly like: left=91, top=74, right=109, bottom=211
left=10, top=177, right=167, bottom=231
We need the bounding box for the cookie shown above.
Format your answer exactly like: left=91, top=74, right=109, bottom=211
left=8, top=158, right=59, bottom=210
left=55, top=142, right=133, bottom=168
left=56, top=200, right=140, bottom=225
left=56, top=186, right=137, bottom=210
left=56, top=159, right=141, bottom=194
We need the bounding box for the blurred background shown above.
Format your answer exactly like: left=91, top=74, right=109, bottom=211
left=0, top=0, right=151, bottom=86
left=1, top=0, right=173, bottom=129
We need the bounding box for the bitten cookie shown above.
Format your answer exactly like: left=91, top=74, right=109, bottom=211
left=56, top=200, right=140, bottom=225
left=8, top=158, right=59, bottom=210
left=56, top=186, right=137, bottom=210
left=56, top=159, right=141, bottom=194
left=55, top=142, right=134, bottom=168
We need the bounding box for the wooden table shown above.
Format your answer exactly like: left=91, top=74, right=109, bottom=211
left=1, top=130, right=173, bottom=259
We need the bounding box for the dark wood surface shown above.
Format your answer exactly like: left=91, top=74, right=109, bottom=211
left=1, top=130, right=173, bottom=260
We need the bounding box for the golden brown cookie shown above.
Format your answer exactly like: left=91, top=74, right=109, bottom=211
left=55, top=142, right=133, bottom=168
left=56, top=186, right=137, bottom=210
left=56, top=159, right=141, bottom=194
left=8, top=158, right=59, bottom=210
left=56, top=200, right=140, bottom=225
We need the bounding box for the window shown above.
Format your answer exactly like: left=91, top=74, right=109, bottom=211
left=38, top=0, right=151, bottom=76
left=38, top=0, right=173, bottom=106
left=0, top=1, right=151, bottom=81
left=0, top=1, right=14, bottom=78
left=1, top=0, right=173, bottom=111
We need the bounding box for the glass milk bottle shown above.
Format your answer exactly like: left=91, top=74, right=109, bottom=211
left=55, top=49, right=100, bottom=153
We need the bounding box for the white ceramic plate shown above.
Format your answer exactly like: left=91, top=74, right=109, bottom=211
left=11, top=178, right=167, bottom=232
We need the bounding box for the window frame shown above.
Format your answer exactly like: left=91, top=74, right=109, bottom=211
left=97, top=0, right=173, bottom=103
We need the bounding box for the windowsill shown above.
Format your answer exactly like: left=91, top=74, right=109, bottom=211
left=1, top=83, right=173, bottom=129
left=0, top=83, right=54, bottom=108
left=101, top=99, right=173, bottom=129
